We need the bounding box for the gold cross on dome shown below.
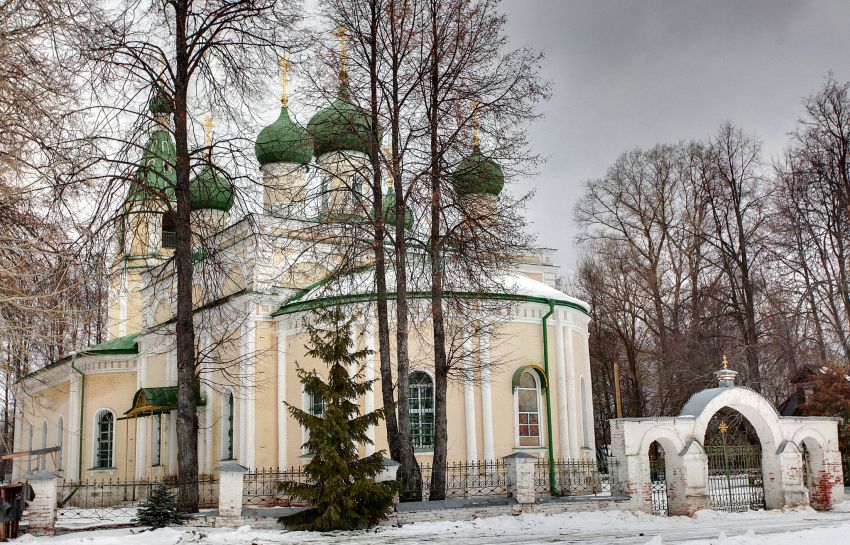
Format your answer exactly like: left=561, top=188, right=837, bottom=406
left=470, top=100, right=480, bottom=148
left=383, top=147, right=393, bottom=188
left=722, top=354, right=728, bottom=369
left=202, top=115, right=214, bottom=159
left=278, top=55, right=291, bottom=107
left=332, top=26, right=351, bottom=81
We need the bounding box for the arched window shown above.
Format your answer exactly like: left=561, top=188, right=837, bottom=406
left=161, top=211, right=177, bottom=249
left=580, top=377, right=590, bottom=447
left=409, top=371, right=434, bottom=450
left=516, top=371, right=542, bottom=447
left=27, top=425, right=33, bottom=474
left=56, top=417, right=64, bottom=471
left=151, top=414, right=162, bottom=466
left=94, top=410, right=114, bottom=469
left=222, top=391, right=234, bottom=460
left=40, top=421, right=48, bottom=470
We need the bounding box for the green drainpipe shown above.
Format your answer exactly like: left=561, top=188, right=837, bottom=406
left=541, top=300, right=557, bottom=496
left=71, top=353, right=85, bottom=482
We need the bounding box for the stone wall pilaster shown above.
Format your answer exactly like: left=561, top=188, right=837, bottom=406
left=215, top=463, right=248, bottom=527
left=26, top=471, right=59, bottom=536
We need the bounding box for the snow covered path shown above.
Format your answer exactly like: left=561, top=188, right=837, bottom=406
left=11, top=506, right=850, bottom=544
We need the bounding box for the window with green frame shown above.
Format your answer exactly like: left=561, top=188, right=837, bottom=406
left=409, top=371, right=434, bottom=450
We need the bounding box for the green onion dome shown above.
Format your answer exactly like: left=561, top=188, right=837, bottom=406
left=255, top=106, right=313, bottom=166
left=451, top=144, right=505, bottom=197
left=382, top=187, right=413, bottom=230
left=307, top=88, right=375, bottom=158
left=149, top=86, right=172, bottom=116
left=127, top=129, right=176, bottom=202
left=190, top=166, right=235, bottom=212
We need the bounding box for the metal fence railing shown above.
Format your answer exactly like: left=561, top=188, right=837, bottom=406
left=534, top=458, right=620, bottom=497
left=401, top=460, right=509, bottom=501
left=55, top=475, right=219, bottom=525
left=242, top=467, right=311, bottom=507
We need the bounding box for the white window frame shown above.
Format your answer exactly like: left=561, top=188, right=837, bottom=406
left=301, top=386, right=325, bottom=456
left=513, top=370, right=546, bottom=449
left=92, top=408, right=116, bottom=469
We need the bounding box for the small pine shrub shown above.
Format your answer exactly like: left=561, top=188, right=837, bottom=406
left=134, top=484, right=189, bottom=528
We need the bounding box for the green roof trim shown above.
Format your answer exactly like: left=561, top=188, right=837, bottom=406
left=123, top=386, right=205, bottom=419
left=271, top=290, right=590, bottom=318
left=82, top=333, right=140, bottom=355
left=511, top=365, right=549, bottom=392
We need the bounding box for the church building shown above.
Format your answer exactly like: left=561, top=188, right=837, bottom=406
left=12, top=59, right=595, bottom=483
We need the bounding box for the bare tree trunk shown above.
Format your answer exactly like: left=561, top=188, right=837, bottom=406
left=427, top=0, right=449, bottom=499
left=173, top=0, right=198, bottom=512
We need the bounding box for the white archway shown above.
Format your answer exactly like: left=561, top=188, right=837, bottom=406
left=609, top=371, right=844, bottom=514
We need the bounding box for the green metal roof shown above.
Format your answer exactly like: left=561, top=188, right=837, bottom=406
left=82, top=333, right=140, bottom=355
left=255, top=106, right=313, bottom=166
left=452, top=145, right=505, bottom=197
left=189, top=165, right=234, bottom=212
left=307, top=86, right=376, bottom=158
left=124, top=386, right=205, bottom=419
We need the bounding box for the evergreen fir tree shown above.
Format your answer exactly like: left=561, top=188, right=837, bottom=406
left=134, top=484, right=189, bottom=528
left=278, top=307, right=396, bottom=530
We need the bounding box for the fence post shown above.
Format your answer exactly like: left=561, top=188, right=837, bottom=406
left=215, top=463, right=248, bottom=527
left=503, top=452, right=536, bottom=505
left=376, top=457, right=401, bottom=511
left=25, top=471, right=59, bottom=536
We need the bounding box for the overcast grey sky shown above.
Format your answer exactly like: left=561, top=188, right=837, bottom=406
left=501, top=0, right=850, bottom=273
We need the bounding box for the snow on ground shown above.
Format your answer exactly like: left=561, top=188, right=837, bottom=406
left=11, top=504, right=850, bottom=544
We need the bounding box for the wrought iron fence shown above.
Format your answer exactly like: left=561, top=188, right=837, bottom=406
left=649, top=458, right=668, bottom=516
left=706, top=444, right=765, bottom=512
left=55, top=475, right=219, bottom=525
left=242, top=466, right=311, bottom=507
left=533, top=458, right=619, bottom=497
left=401, top=460, right=509, bottom=501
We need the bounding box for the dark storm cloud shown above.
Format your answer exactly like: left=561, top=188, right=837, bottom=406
left=502, top=0, right=850, bottom=271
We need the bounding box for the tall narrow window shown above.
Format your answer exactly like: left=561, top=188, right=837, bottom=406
left=161, top=211, right=177, bottom=249
left=516, top=371, right=542, bottom=447
left=27, top=425, right=33, bottom=473
left=580, top=377, right=590, bottom=447
left=56, top=417, right=63, bottom=470
left=151, top=414, right=162, bottom=466
left=39, top=421, right=48, bottom=470
left=320, top=176, right=331, bottom=211
left=95, top=410, right=114, bottom=469
left=409, top=372, right=434, bottom=450
left=222, top=391, right=234, bottom=460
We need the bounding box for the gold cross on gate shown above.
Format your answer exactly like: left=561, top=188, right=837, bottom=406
left=279, top=55, right=291, bottom=107
left=718, top=421, right=729, bottom=434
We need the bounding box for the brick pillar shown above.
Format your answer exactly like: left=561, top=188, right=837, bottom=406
left=676, top=440, right=711, bottom=515
left=777, top=441, right=808, bottom=508
left=26, top=471, right=59, bottom=536
left=503, top=452, right=536, bottom=505
left=376, top=457, right=401, bottom=512
left=215, top=462, right=248, bottom=527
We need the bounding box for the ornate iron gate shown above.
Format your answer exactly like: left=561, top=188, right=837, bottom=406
left=649, top=458, right=668, bottom=515
left=705, top=437, right=765, bottom=512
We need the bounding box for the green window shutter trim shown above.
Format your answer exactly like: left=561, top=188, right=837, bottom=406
left=511, top=364, right=549, bottom=392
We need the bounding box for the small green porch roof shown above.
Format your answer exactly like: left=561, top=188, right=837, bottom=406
left=123, top=386, right=205, bottom=419
left=82, top=333, right=140, bottom=355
